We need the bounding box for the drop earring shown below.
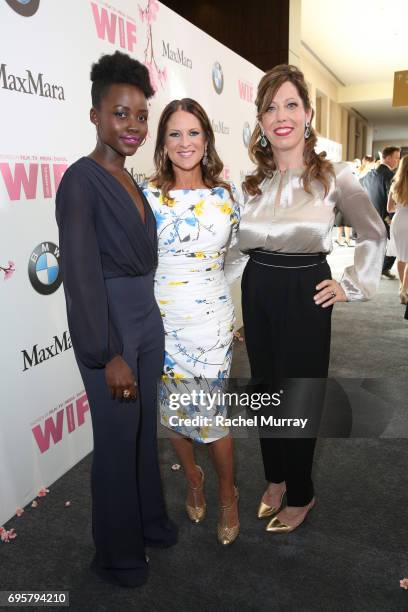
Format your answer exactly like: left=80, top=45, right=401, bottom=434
left=202, top=146, right=208, bottom=166
left=259, top=127, right=268, bottom=148
left=304, top=121, right=311, bottom=139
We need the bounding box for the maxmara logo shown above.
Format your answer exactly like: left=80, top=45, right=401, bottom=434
left=162, top=41, right=192, bottom=69
left=0, top=64, right=65, bottom=101
left=211, top=119, right=230, bottom=136
left=22, top=331, right=72, bottom=372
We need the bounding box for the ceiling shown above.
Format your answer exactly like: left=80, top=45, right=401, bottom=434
left=301, top=0, right=408, bottom=139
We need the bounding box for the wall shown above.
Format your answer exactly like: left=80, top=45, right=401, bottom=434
left=372, top=140, right=408, bottom=157
left=299, top=47, right=371, bottom=161
left=162, top=0, right=290, bottom=71
left=0, top=0, right=262, bottom=526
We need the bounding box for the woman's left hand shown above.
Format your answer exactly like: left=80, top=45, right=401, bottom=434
left=314, top=279, right=348, bottom=308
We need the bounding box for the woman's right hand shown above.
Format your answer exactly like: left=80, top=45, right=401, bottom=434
left=105, top=355, right=137, bottom=401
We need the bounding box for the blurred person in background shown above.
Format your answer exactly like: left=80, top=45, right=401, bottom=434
left=360, top=146, right=401, bottom=279
left=387, top=155, right=408, bottom=304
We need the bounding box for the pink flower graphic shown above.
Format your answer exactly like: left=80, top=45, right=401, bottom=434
left=401, top=578, right=408, bottom=590
left=139, top=0, right=159, bottom=25
left=0, top=527, right=17, bottom=543
left=139, top=0, right=166, bottom=92
left=1, top=260, right=15, bottom=281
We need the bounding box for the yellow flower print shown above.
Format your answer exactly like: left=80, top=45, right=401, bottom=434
left=200, top=426, right=210, bottom=439
left=173, top=373, right=185, bottom=380
left=194, top=200, right=205, bottom=216
left=168, top=280, right=189, bottom=285
left=159, top=193, right=176, bottom=207
left=194, top=252, right=205, bottom=258
left=158, top=299, right=172, bottom=304
left=217, top=203, right=232, bottom=215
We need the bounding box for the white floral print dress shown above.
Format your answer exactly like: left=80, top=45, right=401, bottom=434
left=142, top=183, right=240, bottom=443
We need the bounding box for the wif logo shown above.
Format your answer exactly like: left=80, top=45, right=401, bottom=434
left=238, top=79, right=254, bottom=103
left=32, top=392, right=90, bottom=454
left=91, top=1, right=137, bottom=53
left=0, top=160, right=67, bottom=201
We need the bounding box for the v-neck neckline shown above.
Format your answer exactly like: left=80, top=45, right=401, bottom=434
left=84, top=156, right=147, bottom=226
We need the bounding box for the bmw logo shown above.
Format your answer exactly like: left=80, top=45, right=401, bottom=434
left=212, top=62, right=224, bottom=95
left=5, top=0, right=40, bottom=17
left=243, top=122, right=252, bottom=148
left=28, top=242, right=62, bottom=295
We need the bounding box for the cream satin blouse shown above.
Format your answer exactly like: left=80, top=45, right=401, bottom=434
left=237, top=162, right=387, bottom=301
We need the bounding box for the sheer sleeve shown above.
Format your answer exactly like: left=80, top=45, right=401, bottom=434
left=55, top=168, right=122, bottom=368
left=223, top=183, right=249, bottom=284
left=335, top=164, right=387, bottom=301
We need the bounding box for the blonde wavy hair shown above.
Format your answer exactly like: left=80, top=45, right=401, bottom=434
left=243, top=64, right=334, bottom=197
left=391, top=155, right=408, bottom=206
left=149, top=98, right=233, bottom=200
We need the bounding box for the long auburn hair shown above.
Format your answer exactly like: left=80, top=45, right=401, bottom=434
left=391, top=155, right=408, bottom=206
left=149, top=98, right=233, bottom=200
left=243, top=64, right=334, bottom=197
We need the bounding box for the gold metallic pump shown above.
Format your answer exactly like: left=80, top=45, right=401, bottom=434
left=257, top=489, right=286, bottom=519
left=266, top=497, right=315, bottom=533
left=186, top=465, right=206, bottom=523
left=217, top=486, right=240, bottom=546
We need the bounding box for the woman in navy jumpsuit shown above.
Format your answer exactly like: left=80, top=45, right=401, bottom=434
left=55, top=52, right=177, bottom=588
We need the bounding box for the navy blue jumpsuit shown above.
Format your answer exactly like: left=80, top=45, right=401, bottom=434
left=56, top=157, right=177, bottom=587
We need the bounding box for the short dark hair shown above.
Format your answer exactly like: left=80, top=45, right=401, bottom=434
left=90, top=51, right=154, bottom=108
left=382, top=146, right=400, bottom=159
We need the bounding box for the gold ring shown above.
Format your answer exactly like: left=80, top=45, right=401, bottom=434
left=123, top=389, right=131, bottom=398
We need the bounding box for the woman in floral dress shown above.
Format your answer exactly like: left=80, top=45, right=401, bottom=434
left=143, top=98, right=240, bottom=545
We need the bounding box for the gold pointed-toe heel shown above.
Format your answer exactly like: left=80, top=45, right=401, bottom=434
left=257, top=489, right=286, bottom=519
left=217, top=486, right=240, bottom=546
left=186, top=465, right=206, bottom=523
left=266, top=497, right=315, bottom=533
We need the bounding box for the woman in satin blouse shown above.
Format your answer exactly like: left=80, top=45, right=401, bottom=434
left=56, top=52, right=177, bottom=587
left=239, top=64, right=386, bottom=533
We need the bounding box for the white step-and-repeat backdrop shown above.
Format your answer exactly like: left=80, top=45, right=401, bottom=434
left=0, top=0, right=342, bottom=527
left=0, top=0, right=264, bottom=526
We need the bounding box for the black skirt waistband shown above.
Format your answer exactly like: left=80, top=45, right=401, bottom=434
left=249, top=250, right=326, bottom=269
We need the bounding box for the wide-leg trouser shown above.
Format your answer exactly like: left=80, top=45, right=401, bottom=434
left=77, top=274, right=177, bottom=587
left=241, top=252, right=332, bottom=506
